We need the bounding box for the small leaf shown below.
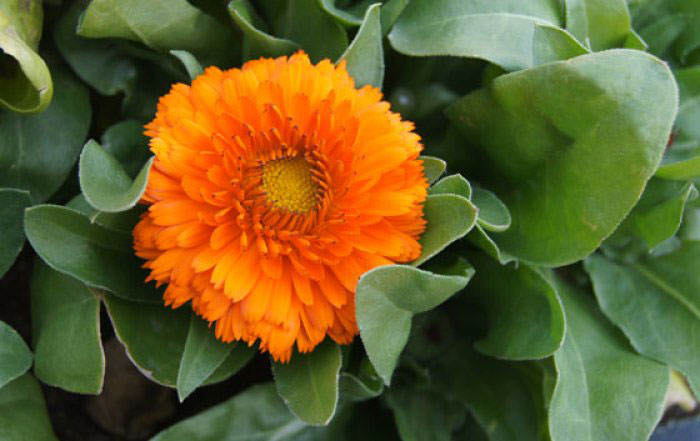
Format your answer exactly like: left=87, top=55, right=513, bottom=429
left=429, top=174, right=471, bottom=199
left=339, top=3, right=384, bottom=89
left=564, top=0, right=633, bottom=51
left=79, top=140, right=153, bottom=213
left=548, top=276, right=668, bottom=441
left=77, top=0, right=237, bottom=66
left=170, top=50, right=204, bottom=81
left=421, top=156, right=446, bottom=185
left=585, top=246, right=700, bottom=396
left=0, top=321, right=32, bottom=390
left=227, top=0, right=299, bottom=60
left=338, top=371, right=383, bottom=402
left=0, top=66, right=91, bottom=203
left=471, top=186, right=511, bottom=232
left=100, top=120, right=151, bottom=177
left=465, top=253, right=565, bottom=360
left=467, top=224, right=517, bottom=265
left=0, top=0, right=52, bottom=113
left=389, top=0, right=587, bottom=71
left=0, top=375, right=58, bottom=441
left=31, top=259, right=104, bottom=395
left=177, top=315, right=235, bottom=402
left=357, top=260, right=473, bottom=384
left=413, top=194, right=478, bottom=266
left=24, top=205, right=160, bottom=303
left=272, top=340, right=342, bottom=426
left=447, top=50, right=678, bottom=266
left=0, top=189, right=31, bottom=278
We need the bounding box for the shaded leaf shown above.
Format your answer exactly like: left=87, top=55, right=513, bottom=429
left=0, top=375, right=58, bottom=441
left=339, top=3, right=383, bottom=89
left=389, top=0, right=587, bottom=71
left=24, top=205, right=160, bottom=303
left=0, top=66, right=91, bottom=203
left=585, top=246, right=700, bottom=396
left=272, top=340, right=342, bottom=426
left=0, top=0, right=52, bottom=113
left=549, top=275, right=668, bottom=441
left=228, top=0, right=299, bottom=60
left=170, top=50, right=203, bottom=80
left=447, top=50, right=678, bottom=266
left=0, top=189, right=30, bottom=278
left=31, top=259, right=104, bottom=394
left=100, top=120, right=151, bottom=177
left=0, top=321, right=32, bottom=390
left=471, top=186, right=511, bottom=232
left=77, top=0, right=237, bottom=67
left=79, top=140, right=153, bottom=213
left=385, top=386, right=464, bottom=441
left=564, top=0, right=633, bottom=50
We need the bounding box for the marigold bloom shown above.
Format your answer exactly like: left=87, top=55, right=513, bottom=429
left=133, top=52, right=428, bottom=361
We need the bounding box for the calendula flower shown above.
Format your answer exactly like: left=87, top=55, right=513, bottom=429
left=133, top=51, right=427, bottom=362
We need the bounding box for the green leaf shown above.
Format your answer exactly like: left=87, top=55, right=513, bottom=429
left=0, top=321, right=32, bottom=390
left=471, top=186, right=512, bottom=232
left=177, top=315, right=237, bottom=402
left=623, top=179, right=698, bottom=249
left=150, top=383, right=324, bottom=441
left=338, top=3, right=383, bottom=89
left=585, top=245, right=700, bottom=396
left=356, top=260, right=473, bottom=384
left=548, top=275, right=668, bottom=441
left=421, top=156, right=446, bottom=185
left=447, top=50, right=678, bottom=266
left=385, top=386, right=465, bottom=441
left=564, top=0, right=633, bottom=51
left=170, top=50, right=204, bottom=81
left=0, top=189, right=30, bottom=278
left=227, top=0, right=299, bottom=60
left=103, top=293, right=190, bottom=386
left=0, top=66, right=91, bottom=203
left=77, top=0, right=238, bottom=67
left=429, top=174, right=472, bottom=199
left=54, top=2, right=137, bottom=96
left=432, top=343, right=548, bottom=441
left=79, top=140, right=153, bottom=213
left=272, top=340, right=342, bottom=426
left=0, top=375, right=58, bottom=441
left=0, top=0, right=52, bottom=113
left=263, top=0, right=348, bottom=62
left=389, top=0, right=587, bottom=71
left=31, top=259, right=104, bottom=394
left=465, top=253, right=564, bottom=360
left=338, top=371, right=383, bottom=402
left=467, top=224, right=517, bottom=265
left=24, top=205, right=160, bottom=304
left=413, top=194, right=478, bottom=266
left=100, top=120, right=151, bottom=177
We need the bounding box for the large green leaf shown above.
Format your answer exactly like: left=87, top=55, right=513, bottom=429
left=31, top=259, right=104, bottom=394
left=77, top=0, right=237, bottom=67
left=177, top=315, right=241, bottom=402
left=24, top=205, right=159, bottom=303
left=0, top=375, right=58, bottom=441
left=385, top=385, right=464, bottom=441
left=0, top=189, right=30, bottom=278
left=413, top=194, right=478, bottom=266
left=263, top=0, right=348, bottom=62
left=447, top=50, right=678, bottom=266
left=465, top=253, right=565, bottom=360
left=0, top=0, right=52, bottom=113
left=151, top=383, right=350, bottom=441
left=389, top=0, right=587, bottom=71
left=0, top=321, right=32, bottom=390
left=338, top=3, right=383, bottom=89
left=0, top=66, right=90, bottom=203
left=356, top=259, right=473, bottom=385
left=585, top=245, right=700, bottom=396
left=79, top=140, right=153, bottom=213
left=273, top=341, right=342, bottom=426
left=548, top=276, right=668, bottom=441
left=54, top=2, right=137, bottom=96
left=564, top=0, right=633, bottom=51
left=227, top=0, right=299, bottom=60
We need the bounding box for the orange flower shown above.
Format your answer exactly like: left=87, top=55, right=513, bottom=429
left=133, top=52, right=428, bottom=362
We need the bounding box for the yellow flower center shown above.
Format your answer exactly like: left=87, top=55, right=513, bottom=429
left=262, top=156, right=319, bottom=213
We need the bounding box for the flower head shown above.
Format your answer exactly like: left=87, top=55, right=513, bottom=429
left=133, top=52, right=428, bottom=361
